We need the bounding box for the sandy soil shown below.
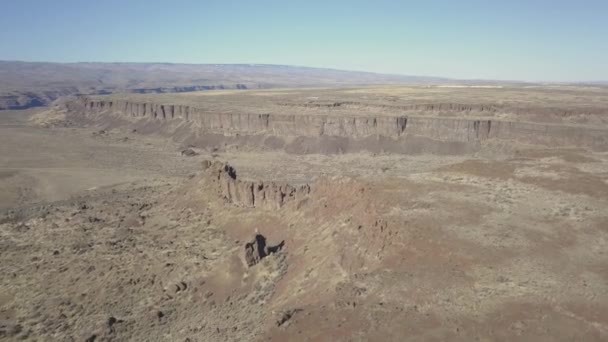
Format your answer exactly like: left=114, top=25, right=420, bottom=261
left=1, top=102, right=607, bottom=341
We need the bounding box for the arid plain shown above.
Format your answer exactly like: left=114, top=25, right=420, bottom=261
left=1, top=85, right=608, bottom=341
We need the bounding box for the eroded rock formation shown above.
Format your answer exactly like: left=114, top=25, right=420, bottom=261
left=204, top=161, right=311, bottom=209
left=244, top=234, right=267, bottom=267
left=244, top=234, right=285, bottom=267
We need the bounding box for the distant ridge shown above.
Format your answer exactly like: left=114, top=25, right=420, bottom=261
left=0, top=61, right=519, bottom=110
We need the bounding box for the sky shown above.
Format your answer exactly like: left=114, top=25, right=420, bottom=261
left=0, top=0, right=607, bottom=82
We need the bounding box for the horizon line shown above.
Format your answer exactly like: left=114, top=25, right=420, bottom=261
left=1, top=59, right=607, bottom=85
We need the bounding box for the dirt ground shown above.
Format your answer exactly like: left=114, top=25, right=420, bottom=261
left=1, top=102, right=607, bottom=341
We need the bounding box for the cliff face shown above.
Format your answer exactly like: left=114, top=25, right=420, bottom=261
left=82, top=99, right=410, bottom=138
left=202, top=161, right=311, bottom=209
left=278, top=101, right=608, bottom=118
left=73, top=98, right=608, bottom=152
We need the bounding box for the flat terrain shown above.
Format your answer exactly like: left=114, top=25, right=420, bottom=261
left=0, top=109, right=201, bottom=209
left=1, top=86, right=608, bottom=341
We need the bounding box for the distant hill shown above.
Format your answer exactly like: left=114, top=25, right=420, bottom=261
left=0, top=61, right=512, bottom=110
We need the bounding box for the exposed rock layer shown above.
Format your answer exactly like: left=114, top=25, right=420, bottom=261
left=278, top=100, right=608, bottom=118
left=204, top=162, right=311, bottom=209
left=75, top=98, right=608, bottom=152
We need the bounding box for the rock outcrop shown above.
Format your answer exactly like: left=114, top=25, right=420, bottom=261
left=244, top=234, right=268, bottom=267
left=204, top=161, right=311, bottom=209
left=244, top=234, right=285, bottom=267
left=180, top=148, right=198, bottom=156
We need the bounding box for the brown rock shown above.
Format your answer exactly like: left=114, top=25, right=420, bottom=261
left=201, top=160, right=212, bottom=170
left=244, top=234, right=267, bottom=267
left=181, top=148, right=198, bottom=156
left=204, top=162, right=311, bottom=208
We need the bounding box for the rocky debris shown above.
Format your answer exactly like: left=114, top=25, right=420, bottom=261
left=0, top=320, right=23, bottom=337
left=175, top=281, right=188, bottom=293
left=106, top=316, right=123, bottom=334
left=0, top=179, right=291, bottom=341
left=181, top=148, right=198, bottom=157
left=275, top=309, right=303, bottom=327
left=107, top=316, right=118, bottom=328
left=204, top=161, right=311, bottom=209
left=201, top=160, right=212, bottom=170
left=162, top=281, right=189, bottom=295
left=14, top=222, right=30, bottom=232
left=88, top=216, right=102, bottom=223
left=244, top=234, right=285, bottom=267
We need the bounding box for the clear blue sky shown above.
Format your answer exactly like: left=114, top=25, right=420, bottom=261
left=1, top=0, right=607, bottom=82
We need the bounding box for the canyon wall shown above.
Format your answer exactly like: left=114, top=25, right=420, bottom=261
left=75, top=98, right=608, bottom=152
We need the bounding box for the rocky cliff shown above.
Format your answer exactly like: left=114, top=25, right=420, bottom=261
left=278, top=101, right=608, bottom=118
left=201, top=161, right=311, bottom=209
left=72, top=97, right=608, bottom=152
